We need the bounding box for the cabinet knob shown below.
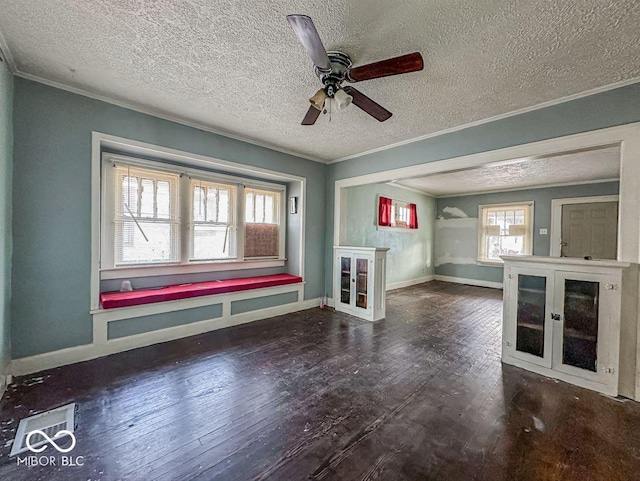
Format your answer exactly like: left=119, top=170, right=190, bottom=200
left=551, top=313, right=561, bottom=321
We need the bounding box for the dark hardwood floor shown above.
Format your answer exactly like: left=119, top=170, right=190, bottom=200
left=1, top=281, right=640, bottom=480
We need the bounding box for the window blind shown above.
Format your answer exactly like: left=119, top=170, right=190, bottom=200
left=113, top=165, right=180, bottom=266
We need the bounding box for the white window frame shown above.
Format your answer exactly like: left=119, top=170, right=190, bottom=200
left=103, top=163, right=181, bottom=268
left=100, top=153, right=286, bottom=279
left=243, top=186, right=286, bottom=260
left=189, top=178, right=238, bottom=262
left=477, top=201, right=534, bottom=265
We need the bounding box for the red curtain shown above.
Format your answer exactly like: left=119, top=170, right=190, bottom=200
left=408, top=203, right=418, bottom=229
left=378, top=196, right=392, bottom=226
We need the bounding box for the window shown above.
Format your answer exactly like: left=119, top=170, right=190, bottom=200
left=478, top=202, right=533, bottom=263
left=191, top=180, right=236, bottom=260
left=114, top=165, right=179, bottom=265
left=102, top=155, right=285, bottom=271
left=391, top=201, right=410, bottom=227
left=244, top=188, right=281, bottom=258
left=378, top=196, right=418, bottom=229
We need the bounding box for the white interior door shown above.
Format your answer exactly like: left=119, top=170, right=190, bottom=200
left=552, top=271, right=614, bottom=383
left=505, top=267, right=554, bottom=368
left=561, top=202, right=618, bottom=259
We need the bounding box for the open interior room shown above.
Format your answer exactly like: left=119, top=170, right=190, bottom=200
left=1, top=2, right=640, bottom=480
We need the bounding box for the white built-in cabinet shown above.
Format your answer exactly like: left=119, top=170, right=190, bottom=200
left=501, top=256, right=639, bottom=397
left=333, top=246, right=389, bottom=321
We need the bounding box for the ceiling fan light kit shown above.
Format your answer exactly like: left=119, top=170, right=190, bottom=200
left=334, top=88, right=353, bottom=111
left=309, top=88, right=328, bottom=111
left=286, top=14, right=424, bottom=126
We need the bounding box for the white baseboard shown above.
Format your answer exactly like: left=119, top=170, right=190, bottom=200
left=9, top=297, right=322, bottom=377
left=325, top=276, right=436, bottom=307
left=386, top=275, right=435, bottom=291
left=435, top=275, right=503, bottom=289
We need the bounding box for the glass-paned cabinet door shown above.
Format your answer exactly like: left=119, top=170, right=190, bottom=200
left=355, top=257, right=369, bottom=309
left=562, top=279, right=599, bottom=372
left=553, top=272, right=613, bottom=381
left=507, top=267, right=553, bottom=367
left=340, top=256, right=351, bottom=305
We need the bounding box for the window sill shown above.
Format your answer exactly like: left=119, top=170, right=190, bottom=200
left=376, top=226, right=416, bottom=233
left=476, top=259, right=504, bottom=267
left=100, top=258, right=286, bottom=280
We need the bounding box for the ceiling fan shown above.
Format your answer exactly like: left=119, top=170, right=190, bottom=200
left=287, top=14, right=424, bottom=125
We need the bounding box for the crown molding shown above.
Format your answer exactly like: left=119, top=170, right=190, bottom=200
left=329, top=77, right=640, bottom=164
left=2, top=15, right=639, bottom=167
left=0, top=25, right=16, bottom=73
left=13, top=69, right=329, bottom=164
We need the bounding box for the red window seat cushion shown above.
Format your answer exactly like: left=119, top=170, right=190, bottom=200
left=100, top=273, right=303, bottom=309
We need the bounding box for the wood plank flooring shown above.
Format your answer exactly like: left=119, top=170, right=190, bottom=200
left=1, top=281, right=640, bottom=480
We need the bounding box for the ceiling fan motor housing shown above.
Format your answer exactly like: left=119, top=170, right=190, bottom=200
left=316, top=51, right=352, bottom=95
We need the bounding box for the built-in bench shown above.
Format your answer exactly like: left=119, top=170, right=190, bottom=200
left=100, top=273, right=304, bottom=309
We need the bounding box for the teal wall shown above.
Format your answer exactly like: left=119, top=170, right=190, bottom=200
left=325, top=82, right=640, bottom=296
left=0, top=58, right=13, bottom=376
left=343, top=183, right=435, bottom=286
left=11, top=78, right=326, bottom=358
left=435, top=182, right=620, bottom=283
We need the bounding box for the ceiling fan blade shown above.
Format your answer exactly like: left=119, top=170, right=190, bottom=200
left=301, top=105, right=322, bottom=125
left=286, top=14, right=332, bottom=71
left=343, top=86, right=392, bottom=122
left=347, top=52, right=423, bottom=82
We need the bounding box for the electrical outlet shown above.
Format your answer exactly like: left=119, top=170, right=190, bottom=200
left=539, top=228, right=548, bottom=235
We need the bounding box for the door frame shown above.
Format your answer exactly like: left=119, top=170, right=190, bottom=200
left=550, top=195, right=620, bottom=257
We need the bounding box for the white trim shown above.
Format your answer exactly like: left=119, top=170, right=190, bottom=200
left=2, top=34, right=637, bottom=164
left=385, top=182, right=435, bottom=197
left=332, top=123, right=640, bottom=400
left=100, top=259, right=286, bottom=280
left=431, top=178, right=620, bottom=199
left=435, top=275, right=503, bottom=289
left=333, top=123, right=640, bottom=260
left=13, top=71, right=325, bottom=163
left=376, top=226, right=416, bottom=233
left=0, top=27, right=16, bottom=73
left=10, top=291, right=321, bottom=377
left=550, top=195, right=620, bottom=257
left=503, top=355, right=617, bottom=397
left=329, top=78, right=640, bottom=164
left=477, top=201, right=534, bottom=263
left=476, top=260, right=504, bottom=267
left=95, top=135, right=306, bottom=183
left=91, top=283, right=305, bottom=322
left=106, top=153, right=288, bottom=191
left=500, top=254, right=629, bottom=269
left=386, top=276, right=435, bottom=291
left=91, top=132, right=306, bottom=310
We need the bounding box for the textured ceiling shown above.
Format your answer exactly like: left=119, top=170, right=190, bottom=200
left=393, top=146, right=620, bottom=196
left=0, top=1, right=639, bottom=162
